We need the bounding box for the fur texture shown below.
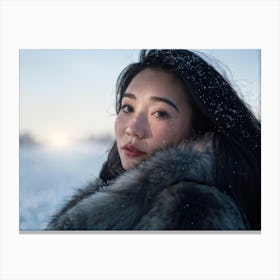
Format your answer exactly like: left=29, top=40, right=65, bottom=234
left=46, top=134, right=246, bottom=230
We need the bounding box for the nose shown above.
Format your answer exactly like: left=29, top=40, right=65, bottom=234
left=125, top=116, right=146, bottom=139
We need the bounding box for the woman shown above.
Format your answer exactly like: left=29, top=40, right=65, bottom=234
left=46, top=49, right=261, bottom=230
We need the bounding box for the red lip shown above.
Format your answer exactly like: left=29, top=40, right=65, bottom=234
left=122, top=144, right=146, bottom=157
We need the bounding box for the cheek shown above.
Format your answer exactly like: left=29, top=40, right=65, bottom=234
left=152, top=121, right=190, bottom=148
left=115, top=115, right=125, bottom=139
left=150, top=123, right=176, bottom=147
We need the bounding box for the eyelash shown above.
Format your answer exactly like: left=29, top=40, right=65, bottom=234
left=154, top=111, right=169, bottom=119
left=121, top=104, right=134, bottom=113
left=120, top=104, right=170, bottom=119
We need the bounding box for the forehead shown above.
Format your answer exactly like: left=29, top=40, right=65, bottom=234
left=125, top=68, right=187, bottom=99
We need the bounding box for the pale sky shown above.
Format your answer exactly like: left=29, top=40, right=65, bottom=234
left=19, top=49, right=260, bottom=145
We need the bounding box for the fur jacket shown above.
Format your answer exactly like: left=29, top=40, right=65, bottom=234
left=46, top=134, right=246, bottom=230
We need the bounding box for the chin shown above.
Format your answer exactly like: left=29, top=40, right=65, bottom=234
left=120, top=153, right=146, bottom=170
left=121, top=158, right=142, bottom=170
left=122, top=162, right=137, bottom=170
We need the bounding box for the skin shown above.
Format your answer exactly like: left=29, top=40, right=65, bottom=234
left=115, top=68, right=193, bottom=170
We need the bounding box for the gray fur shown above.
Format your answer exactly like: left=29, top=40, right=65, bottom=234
left=46, top=134, right=246, bottom=230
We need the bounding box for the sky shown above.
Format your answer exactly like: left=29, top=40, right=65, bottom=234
left=19, top=49, right=261, bottom=147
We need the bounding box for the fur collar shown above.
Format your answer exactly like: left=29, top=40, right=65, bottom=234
left=46, top=134, right=246, bottom=230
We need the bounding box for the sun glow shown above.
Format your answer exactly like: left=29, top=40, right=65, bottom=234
left=46, top=131, right=73, bottom=149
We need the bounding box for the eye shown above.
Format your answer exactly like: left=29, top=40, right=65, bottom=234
left=154, top=111, right=169, bottom=119
left=121, top=104, right=134, bottom=113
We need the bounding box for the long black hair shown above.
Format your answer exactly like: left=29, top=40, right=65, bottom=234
left=99, top=49, right=261, bottom=230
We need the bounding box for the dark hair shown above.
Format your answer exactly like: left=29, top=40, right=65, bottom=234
left=99, top=49, right=261, bottom=230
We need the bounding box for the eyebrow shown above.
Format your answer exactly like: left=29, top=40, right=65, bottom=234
left=123, top=92, right=179, bottom=112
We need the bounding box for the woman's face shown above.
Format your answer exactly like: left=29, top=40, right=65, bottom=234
left=115, top=68, right=192, bottom=170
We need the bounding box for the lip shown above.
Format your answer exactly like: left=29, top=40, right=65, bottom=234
left=122, top=144, right=146, bottom=157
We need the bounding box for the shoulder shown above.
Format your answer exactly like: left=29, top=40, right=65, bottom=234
left=135, top=181, right=246, bottom=230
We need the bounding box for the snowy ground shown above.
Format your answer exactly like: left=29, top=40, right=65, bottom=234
left=19, top=142, right=111, bottom=231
